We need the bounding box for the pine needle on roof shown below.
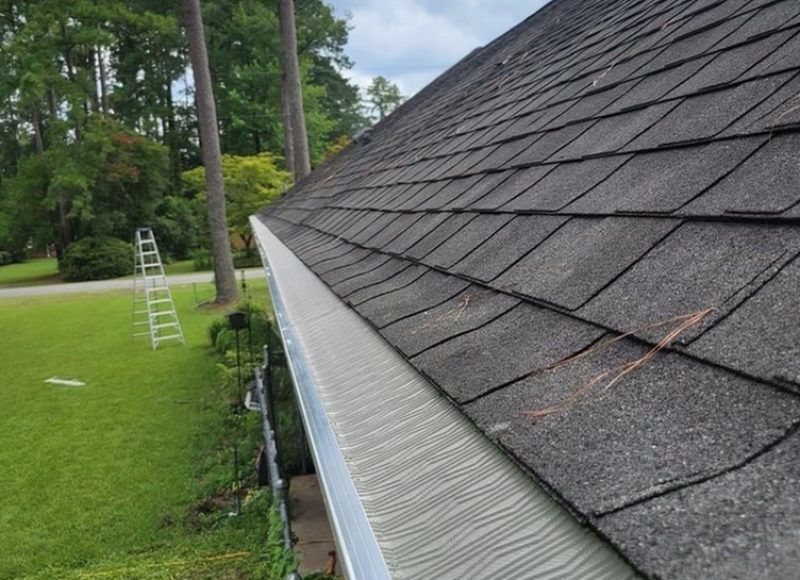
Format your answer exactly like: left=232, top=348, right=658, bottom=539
left=523, top=307, right=713, bottom=418
left=413, top=293, right=471, bottom=334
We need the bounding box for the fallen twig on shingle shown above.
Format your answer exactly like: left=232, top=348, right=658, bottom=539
left=523, top=307, right=713, bottom=418
left=412, top=294, right=472, bottom=334
left=775, top=95, right=800, bottom=124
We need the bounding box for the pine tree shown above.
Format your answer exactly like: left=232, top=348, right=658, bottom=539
left=279, top=0, right=310, bottom=179
left=181, top=0, right=238, bottom=304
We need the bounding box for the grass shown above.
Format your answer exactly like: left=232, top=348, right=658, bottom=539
left=0, top=258, right=59, bottom=287
left=0, top=280, right=294, bottom=579
left=0, top=258, right=209, bottom=289
left=164, top=259, right=205, bottom=276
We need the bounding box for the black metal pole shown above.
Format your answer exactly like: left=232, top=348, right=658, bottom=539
left=233, top=444, right=241, bottom=515
left=235, top=329, right=242, bottom=403
left=246, top=312, right=252, bottom=369
left=265, top=345, right=276, bottom=445
left=298, top=410, right=310, bottom=474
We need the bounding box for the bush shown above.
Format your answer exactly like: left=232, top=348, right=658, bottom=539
left=206, top=301, right=309, bottom=477
left=211, top=300, right=274, bottom=355
left=191, top=248, right=212, bottom=271
left=207, top=317, right=228, bottom=347
left=152, top=195, right=202, bottom=260
left=60, top=236, right=133, bottom=281
left=0, top=251, right=12, bottom=266
left=233, top=250, right=261, bottom=269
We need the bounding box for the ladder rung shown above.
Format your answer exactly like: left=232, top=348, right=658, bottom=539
left=133, top=229, right=183, bottom=347
left=155, top=334, right=183, bottom=341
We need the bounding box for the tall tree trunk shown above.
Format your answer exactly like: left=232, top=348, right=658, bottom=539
left=47, top=88, right=58, bottom=119
left=278, top=0, right=310, bottom=180
left=60, top=22, right=83, bottom=142
left=164, top=75, right=181, bottom=194
left=280, top=78, right=295, bottom=176
left=57, top=196, right=72, bottom=255
left=181, top=0, right=238, bottom=305
left=31, top=107, right=44, bottom=156
left=88, top=47, right=100, bottom=112
left=33, top=106, right=71, bottom=256
left=96, top=46, right=110, bottom=117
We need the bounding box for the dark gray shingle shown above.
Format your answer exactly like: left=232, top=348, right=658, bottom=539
left=465, top=347, right=800, bottom=515
left=412, top=303, right=603, bottom=402
left=258, top=2, right=800, bottom=576
left=495, top=217, right=679, bottom=309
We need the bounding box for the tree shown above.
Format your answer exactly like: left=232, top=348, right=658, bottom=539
left=182, top=152, right=290, bottom=248
left=0, top=0, right=367, bottom=262
left=197, top=0, right=365, bottom=163
left=365, top=76, right=405, bottom=121
left=152, top=195, right=202, bottom=260
left=1, top=117, right=169, bottom=255
left=109, top=2, right=190, bottom=193
left=278, top=0, right=310, bottom=180
left=181, top=0, right=237, bottom=304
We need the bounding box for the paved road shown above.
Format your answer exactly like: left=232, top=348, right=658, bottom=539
left=0, top=268, right=264, bottom=299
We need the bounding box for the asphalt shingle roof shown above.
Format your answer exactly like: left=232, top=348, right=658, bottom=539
left=257, top=1, right=800, bottom=577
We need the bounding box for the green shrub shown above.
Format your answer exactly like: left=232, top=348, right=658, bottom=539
left=233, top=251, right=261, bottom=269
left=191, top=248, right=212, bottom=271
left=9, top=249, right=27, bottom=263
left=152, top=195, right=201, bottom=260
left=0, top=251, right=12, bottom=266
left=207, top=301, right=308, bottom=477
left=60, top=236, right=133, bottom=281
left=211, top=300, right=273, bottom=355
left=207, top=317, right=228, bottom=347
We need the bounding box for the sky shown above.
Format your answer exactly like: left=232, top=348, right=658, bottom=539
left=327, top=0, right=550, bottom=98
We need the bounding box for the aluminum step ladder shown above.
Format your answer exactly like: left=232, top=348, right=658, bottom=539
left=132, top=228, right=185, bottom=349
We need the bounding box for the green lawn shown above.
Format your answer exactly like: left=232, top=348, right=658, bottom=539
left=0, top=258, right=59, bottom=287
left=164, top=259, right=203, bottom=276
left=0, top=281, right=292, bottom=579
left=0, top=258, right=209, bottom=289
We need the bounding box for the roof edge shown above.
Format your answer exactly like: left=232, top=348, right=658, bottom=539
left=250, top=215, right=639, bottom=579
left=252, top=218, right=391, bottom=580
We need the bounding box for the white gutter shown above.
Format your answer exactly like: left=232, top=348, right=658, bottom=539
left=251, top=216, right=638, bottom=580
left=253, top=223, right=390, bottom=579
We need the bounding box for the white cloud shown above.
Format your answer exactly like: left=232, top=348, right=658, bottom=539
left=330, top=0, right=549, bottom=96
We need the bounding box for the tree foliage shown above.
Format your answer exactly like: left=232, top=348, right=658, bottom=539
left=152, top=195, right=202, bottom=260
left=1, top=117, right=168, bottom=254
left=0, top=0, right=372, bottom=260
left=182, top=152, right=290, bottom=247
left=201, top=0, right=366, bottom=163
left=365, top=76, right=405, bottom=121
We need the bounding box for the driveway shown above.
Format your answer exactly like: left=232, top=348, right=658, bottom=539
left=0, top=268, right=264, bottom=299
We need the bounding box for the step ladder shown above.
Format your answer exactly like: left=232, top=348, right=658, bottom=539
left=132, top=228, right=185, bottom=349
